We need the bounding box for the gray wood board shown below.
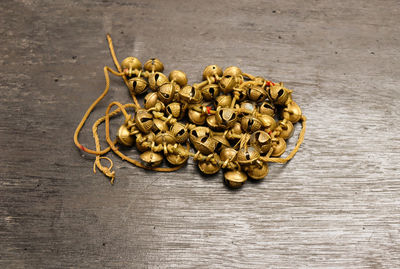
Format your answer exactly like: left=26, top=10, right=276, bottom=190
left=0, top=0, right=399, bottom=268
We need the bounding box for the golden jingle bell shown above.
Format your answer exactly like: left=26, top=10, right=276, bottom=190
left=179, top=86, right=203, bottom=104
left=212, top=135, right=231, bottom=152
left=200, top=84, right=220, bottom=101
left=170, top=122, right=189, bottom=144
left=215, top=107, right=238, bottom=129
left=220, top=147, right=237, bottom=163
left=198, top=154, right=221, bottom=175
left=258, top=114, right=277, bottom=132
left=154, top=130, right=176, bottom=147
left=140, top=151, right=163, bottom=167
left=128, top=76, right=148, bottom=95
left=259, top=101, right=276, bottom=117
left=157, top=82, right=176, bottom=104
left=169, top=70, right=187, bottom=87
left=191, top=136, right=217, bottom=155
left=223, top=170, right=247, bottom=188
left=241, top=115, right=262, bottom=133
left=152, top=118, right=169, bottom=134
left=236, top=146, right=260, bottom=166
left=117, top=123, right=135, bottom=147
left=189, top=126, right=211, bottom=142
left=250, top=130, right=272, bottom=154
left=276, top=119, right=294, bottom=140
left=144, top=92, right=158, bottom=109
left=268, top=82, right=292, bottom=105
left=143, top=58, right=164, bottom=73
left=206, top=115, right=224, bottom=131
left=202, top=64, right=223, bottom=81
left=135, top=109, right=153, bottom=133
left=271, top=137, right=287, bottom=157
left=247, top=85, right=268, bottom=103
left=166, top=102, right=184, bottom=119
left=166, top=144, right=189, bottom=165
left=148, top=72, right=169, bottom=91
left=283, top=100, right=302, bottom=123
left=121, top=57, right=142, bottom=77
left=188, top=104, right=206, bottom=125
left=219, top=66, right=242, bottom=93
left=245, top=162, right=269, bottom=180
left=215, top=94, right=232, bottom=108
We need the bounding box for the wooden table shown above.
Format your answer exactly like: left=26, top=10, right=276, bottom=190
left=1, top=0, right=399, bottom=268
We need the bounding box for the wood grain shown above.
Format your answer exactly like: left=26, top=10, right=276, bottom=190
left=0, top=0, right=399, bottom=268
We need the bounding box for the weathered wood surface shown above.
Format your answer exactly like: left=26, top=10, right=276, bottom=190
left=1, top=0, right=399, bottom=268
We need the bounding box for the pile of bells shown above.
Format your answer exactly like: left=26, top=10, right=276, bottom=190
left=114, top=57, right=303, bottom=188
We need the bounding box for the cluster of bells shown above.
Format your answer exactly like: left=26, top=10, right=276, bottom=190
left=115, top=57, right=302, bottom=188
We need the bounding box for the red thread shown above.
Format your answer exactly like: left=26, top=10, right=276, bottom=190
left=80, top=145, right=86, bottom=152
left=266, top=81, right=275, bottom=87
left=206, top=106, right=212, bottom=115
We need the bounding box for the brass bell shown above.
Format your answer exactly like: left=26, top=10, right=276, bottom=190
left=246, top=163, right=269, bottom=180
left=258, top=114, right=277, bottom=132
left=140, top=151, right=163, bottom=167
left=215, top=94, right=232, bottom=108
left=157, top=82, right=176, bottom=104
left=223, top=66, right=242, bottom=77
left=271, top=137, right=287, bottom=157
left=259, top=101, right=275, bottom=117
left=237, top=146, right=260, bottom=166
left=189, top=126, right=211, bottom=143
left=206, top=115, right=224, bottom=131
left=154, top=131, right=176, bottom=145
left=220, top=148, right=237, bottom=162
left=212, top=135, right=231, bottom=152
left=143, top=58, right=164, bottom=73
left=170, top=122, right=189, bottom=143
left=276, top=119, right=294, bottom=140
left=179, top=86, right=203, bottom=104
left=192, top=136, right=217, bottom=155
left=117, top=123, right=134, bottom=147
left=166, top=102, right=184, bottom=119
left=144, top=92, right=159, bottom=109
left=200, top=84, right=220, bottom=101
left=152, top=118, right=169, bottom=134
left=219, top=66, right=242, bottom=93
left=202, top=64, right=223, bottom=80
left=268, top=82, right=292, bottom=105
left=230, top=122, right=243, bottom=135
left=224, top=170, right=247, bottom=188
left=169, top=70, right=188, bottom=87
left=247, top=86, right=267, bottom=102
left=128, top=77, right=148, bottom=95
left=240, top=101, right=257, bottom=113
left=166, top=144, right=189, bottom=165
left=188, top=105, right=206, bottom=125
left=282, top=100, right=302, bottom=123
left=136, top=132, right=155, bottom=152
left=198, top=154, right=221, bottom=175
left=121, top=57, right=142, bottom=77
left=241, top=115, right=262, bottom=133
left=148, top=72, right=169, bottom=91
left=250, top=131, right=271, bottom=154
left=135, top=109, right=153, bottom=133
left=215, top=107, right=238, bottom=128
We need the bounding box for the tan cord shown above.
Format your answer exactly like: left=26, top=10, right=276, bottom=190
left=92, top=103, right=137, bottom=182
left=73, top=66, right=124, bottom=155
left=106, top=34, right=141, bottom=108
